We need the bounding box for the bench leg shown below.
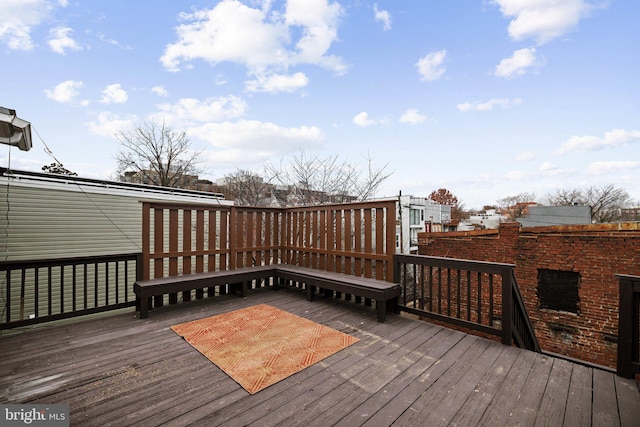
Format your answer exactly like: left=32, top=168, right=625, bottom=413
left=308, top=285, right=315, bottom=301
left=139, top=296, right=149, bottom=319
left=388, top=297, right=400, bottom=314
left=376, top=300, right=386, bottom=323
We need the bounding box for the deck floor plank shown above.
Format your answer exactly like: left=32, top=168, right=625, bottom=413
left=534, top=358, right=573, bottom=427
left=392, top=338, right=497, bottom=426
left=593, top=368, right=621, bottom=426
left=447, top=345, right=521, bottom=427
left=506, top=353, right=555, bottom=427
left=615, top=375, right=640, bottom=427
left=361, top=333, right=477, bottom=427
left=564, top=364, right=593, bottom=427
left=333, top=327, right=458, bottom=427
left=1, top=287, right=638, bottom=427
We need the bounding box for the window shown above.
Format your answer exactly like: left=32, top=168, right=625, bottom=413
left=537, top=269, right=580, bottom=313
left=409, top=209, right=421, bottom=225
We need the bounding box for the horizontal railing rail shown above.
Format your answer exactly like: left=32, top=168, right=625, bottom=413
left=394, top=254, right=540, bottom=352
left=616, top=274, right=640, bottom=378
left=0, top=253, right=142, bottom=330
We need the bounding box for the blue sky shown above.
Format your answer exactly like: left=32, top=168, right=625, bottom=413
left=1, top=0, right=639, bottom=209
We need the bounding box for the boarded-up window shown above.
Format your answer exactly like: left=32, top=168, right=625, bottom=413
left=537, top=269, right=580, bottom=313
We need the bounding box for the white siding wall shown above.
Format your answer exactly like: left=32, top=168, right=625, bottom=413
left=0, top=175, right=231, bottom=261
left=1, top=183, right=142, bottom=261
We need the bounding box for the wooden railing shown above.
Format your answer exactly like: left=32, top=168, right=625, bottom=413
left=617, top=274, right=640, bottom=378
left=394, top=254, right=540, bottom=352
left=140, top=200, right=396, bottom=309
left=0, top=253, right=141, bottom=330
left=142, top=200, right=396, bottom=281
left=282, top=202, right=396, bottom=281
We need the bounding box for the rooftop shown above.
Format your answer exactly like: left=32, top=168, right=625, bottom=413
left=2, top=287, right=638, bottom=426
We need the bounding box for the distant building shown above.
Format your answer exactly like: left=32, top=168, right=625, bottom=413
left=467, top=209, right=507, bottom=229
left=397, top=195, right=451, bottom=253
left=121, top=167, right=202, bottom=189
left=517, top=205, right=592, bottom=227
left=621, top=207, right=640, bottom=222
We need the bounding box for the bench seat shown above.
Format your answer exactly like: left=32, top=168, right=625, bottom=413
left=274, top=265, right=400, bottom=322
left=134, top=264, right=400, bottom=322
left=134, top=265, right=276, bottom=319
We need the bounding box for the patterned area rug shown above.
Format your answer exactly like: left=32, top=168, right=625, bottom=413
left=170, top=304, right=360, bottom=394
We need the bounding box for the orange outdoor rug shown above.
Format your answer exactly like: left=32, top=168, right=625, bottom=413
left=170, top=304, right=360, bottom=394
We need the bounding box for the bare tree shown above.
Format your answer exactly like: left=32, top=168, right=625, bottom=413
left=497, top=192, right=537, bottom=220
left=116, top=120, right=202, bottom=188
left=223, top=169, right=271, bottom=206
left=265, top=150, right=391, bottom=206
left=546, top=184, right=631, bottom=223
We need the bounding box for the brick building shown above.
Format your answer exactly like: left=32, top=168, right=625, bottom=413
left=418, top=222, right=640, bottom=368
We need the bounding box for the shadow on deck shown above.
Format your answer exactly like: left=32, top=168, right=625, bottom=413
left=1, top=288, right=639, bottom=426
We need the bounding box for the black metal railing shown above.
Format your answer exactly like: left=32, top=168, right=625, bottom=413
left=394, top=254, right=540, bottom=352
left=616, top=274, right=640, bottom=378
left=0, top=253, right=142, bottom=330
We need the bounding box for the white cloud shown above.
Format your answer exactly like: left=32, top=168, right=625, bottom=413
left=587, top=161, right=640, bottom=175
left=188, top=119, right=323, bottom=164
left=0, top=0, right=59, bottom=50
left=399, top=109, right=426, bottom=124
left=160, top=0, right=346, bottom=90
left=495, top=47, right=538, bottom=78
left=153, top=95, right=247, bottom=126
left=416, top=50, right=446, bottom=82
left=457, top=97, right=522, bottom=112
left=245, top=72, right=309, bottom=93
left=161, top=1, right=288, bottom=72
left=151, top=85, right=168, bottom=97
left=557, top=129, right=640, bottom=155
left=353, top=112, right=384, bottom=127
left=374, top=4, right=391, bottom=31
left=492, top=0, right=596, bottom=45
left=47, top=26, right=81, bottom=54
left=100, top=84, right=128, bottom=104
left=44, top=80, right=84, bottom=103
left=97, top=32, right=131, bottom=49
left=516, top=151, right=536, bottom=162
left=504, top=170, right=528, bottom=181
left=539, top=161, right=558, bottom=173
left=284, top=0, right=345, bottom=71
left=86, top=111, right=138, bottom=138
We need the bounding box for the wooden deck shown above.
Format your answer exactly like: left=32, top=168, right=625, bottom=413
left=1, top=288, right=639, bottom=426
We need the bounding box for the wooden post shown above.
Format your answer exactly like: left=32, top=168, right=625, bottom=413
left=616, top=275, right=636, bottom=378
left=501, top=266, right=513, bottom=347
left=141, top=202, right=150, bottom=281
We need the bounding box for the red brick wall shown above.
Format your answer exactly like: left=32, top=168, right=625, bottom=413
left=418, top=222, right=640, bottom=368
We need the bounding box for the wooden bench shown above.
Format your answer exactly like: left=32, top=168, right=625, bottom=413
left=274, top=265, right=400, bottom=322
left=134, top=264, right=401, bottom=322
left=134, top=265, right=276, bottom=319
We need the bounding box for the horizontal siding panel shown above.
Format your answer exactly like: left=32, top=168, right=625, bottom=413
left=2, top=185, right=141, bottom=261
left=1, top=180, right=231, bottom=262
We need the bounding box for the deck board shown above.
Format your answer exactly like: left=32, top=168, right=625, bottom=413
left=1, top=287, right=639, bottom=426
left=534, top=358, right=573, bottom=426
